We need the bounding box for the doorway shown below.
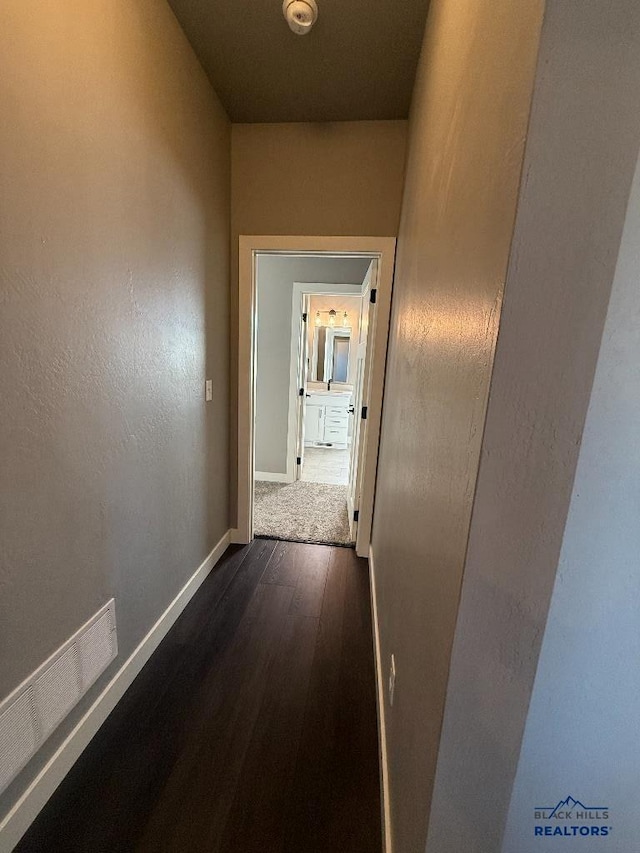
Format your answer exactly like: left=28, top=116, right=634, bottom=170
left=236, top=236, right=396, bottom=557
left=252, top=279, right=368, bottom=545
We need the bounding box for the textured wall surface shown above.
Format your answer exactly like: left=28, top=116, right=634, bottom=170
left=502, top=144, right=640, bottom=853
left=425, top=3, right=640, bottom=851
left=254, top=256, right=367, bottom=475
left=231, top=121, right=407, bottom=240
left=0, top=0, right=230, bottom=815
left=229, top=120, right=407, bottom=518
left=369, top=1, right=544, bottom=850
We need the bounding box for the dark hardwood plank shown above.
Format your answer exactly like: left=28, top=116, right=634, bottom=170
left=263, top=540, right=331, bottom=618
left=288, top=543, right=331, bottom=617
left=136, top=580, right=295, bottom=852
left=15, top=539, right=381, bottom=853
left=215, top=547, right=330, bottom=852
left=282, top=547, right=381, bottom=853
left=215, top=614, right=317, bottom=853
left=281, top=546, right=349, bottom=853
left=262, top=539, right=305, bottom=586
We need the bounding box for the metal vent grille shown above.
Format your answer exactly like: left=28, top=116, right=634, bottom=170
left=0, top=599, right=117, bottom=795
left=34, top=646, right=81, bottom=738
left=78, top=611, right=114, bottom=690
left=0, top=688, right=38, bottom=793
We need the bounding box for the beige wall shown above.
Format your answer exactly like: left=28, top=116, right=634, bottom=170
left=0, top=0, right=230, bottom=816
left=427, top=3, right=640, bottom=850
left=369, top=1, right=544, bottom=850
left=230, top=120, right=407, bottom=519
left=231, top=121, right=407, bottom=240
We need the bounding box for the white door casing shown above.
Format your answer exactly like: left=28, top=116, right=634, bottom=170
left=236, top=235, right=397, bottom=556
left=295, top=294, right=311, bottom=477
left=347, top=261, right=374, bottom=542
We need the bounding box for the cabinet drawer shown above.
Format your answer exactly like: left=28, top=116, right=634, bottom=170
left=326, top=406, right=349, bottom=417
left=325, top=416, right=348, bottom=427
left=323, top=426, right=348, bottom=442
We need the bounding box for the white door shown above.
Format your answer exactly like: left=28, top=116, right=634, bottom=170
left=295, top=295, right=311, bottom=478
left=347, top=260, right=376, bottom=541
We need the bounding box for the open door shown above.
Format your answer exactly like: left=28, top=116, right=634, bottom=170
left=295, top=294, right=311, bottom=479
left=347, top=260, right=376, bottom=543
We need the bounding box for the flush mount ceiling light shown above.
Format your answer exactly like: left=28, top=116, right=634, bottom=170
left=282, top=0, right=318, bottom=35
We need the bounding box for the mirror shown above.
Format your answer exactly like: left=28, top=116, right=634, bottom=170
left=311, top=326, right=351, bottom=383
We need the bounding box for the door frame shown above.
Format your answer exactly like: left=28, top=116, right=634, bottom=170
left=346, top=259, right=374, bottom=542
left=236, top=235, right=396, bottom=557
left=288, top=283, right=363, bottom=484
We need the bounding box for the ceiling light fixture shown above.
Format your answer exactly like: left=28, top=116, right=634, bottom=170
left=282, top=0, right=318, bottom=35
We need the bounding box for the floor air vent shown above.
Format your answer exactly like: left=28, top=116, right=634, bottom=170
left=0, top=599, right=117, bottom=794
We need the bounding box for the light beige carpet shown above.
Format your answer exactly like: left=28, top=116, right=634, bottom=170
left=253, top=480, right=353, bottom=546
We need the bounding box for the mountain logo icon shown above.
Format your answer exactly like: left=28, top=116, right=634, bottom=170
left=549, top=797, right=588, bottom=818
left=534, top=795, right=609, bottom=819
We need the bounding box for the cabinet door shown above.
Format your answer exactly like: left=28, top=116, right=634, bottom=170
left=305, top=404, right=323, bottom=443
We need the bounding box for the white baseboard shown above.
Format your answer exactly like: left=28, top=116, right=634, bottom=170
left=0, top=529, right=232, bottom=852
left=229, top=528, right=250, bottom=545
left=254, top=471, right=291, bottom=483
left=369, top=546, right=393, bottom=853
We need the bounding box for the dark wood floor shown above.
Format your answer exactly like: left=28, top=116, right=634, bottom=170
left=17, top=539, right=381, bottom=853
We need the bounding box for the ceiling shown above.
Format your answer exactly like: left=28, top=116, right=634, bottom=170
left=168, top=0, right=430, bottom=123
left=257, top=254, right=372, bottom=285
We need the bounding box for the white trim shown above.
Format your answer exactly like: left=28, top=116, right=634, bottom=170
left=229, top=528, right=245, bottom=545
left=238, top=236, right=396, bottom=548
left=254, top=470, right=291, bottom=483
left=0, top=529, right=232, bottom=852
left=369, top=546, right=393, bottom=853
left=354, top=254, right=394, bottom=557
left=287, top=286, right=303, bottom=483
left=347, top=261, right=374, bottom=548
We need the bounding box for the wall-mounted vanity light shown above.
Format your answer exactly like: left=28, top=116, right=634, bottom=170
left=314, top=308, right=349, bottom=327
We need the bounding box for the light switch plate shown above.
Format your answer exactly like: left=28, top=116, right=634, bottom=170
left=205, top=379, right=213, bottom=401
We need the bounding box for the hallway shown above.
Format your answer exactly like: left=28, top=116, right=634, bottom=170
left=4, top=1, right=640, bottom=850
left=16, top=540, right=381, bottom=853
